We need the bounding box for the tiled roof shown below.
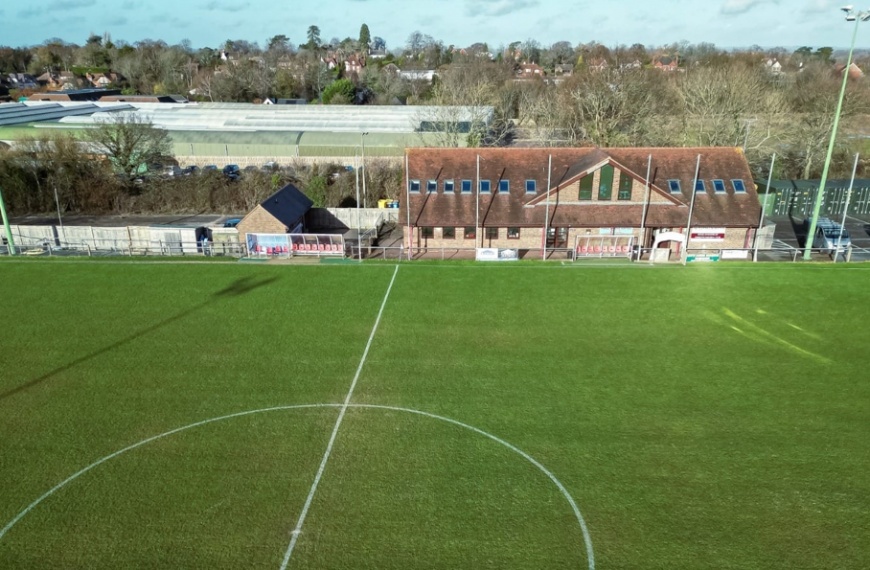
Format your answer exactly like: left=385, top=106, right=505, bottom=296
left=403, top=147, right=760, bottom=229
left=259, top=183, right=313, bottom=225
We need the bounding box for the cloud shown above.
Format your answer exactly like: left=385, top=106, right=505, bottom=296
left=465, top=0, right=540, bottom=18
left=720, top=0, right=779, bottom=15
left=801, top=0, right=836, bottom=14
left=107, top=16, right=129, bottom=26
left=202, top=0, right=250, bottom=11
left=49, top=0, right=97, bottom=10
left=18, top=7, right=44, bottom=18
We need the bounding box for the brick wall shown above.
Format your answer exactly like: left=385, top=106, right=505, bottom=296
left=405, top=225, right=645, bottom=251
left=236, top=206, right=287, bottom=247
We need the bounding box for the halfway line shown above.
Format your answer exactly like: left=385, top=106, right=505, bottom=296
left=278, top=264, right=400, bottom=570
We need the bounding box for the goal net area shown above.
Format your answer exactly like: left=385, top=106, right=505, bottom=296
left=246, top=233, right=345, bottom=256
left=573, top=235, right=635, bottom=258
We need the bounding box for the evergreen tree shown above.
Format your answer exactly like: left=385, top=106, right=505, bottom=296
left=359, top=24, right=371, bottom=50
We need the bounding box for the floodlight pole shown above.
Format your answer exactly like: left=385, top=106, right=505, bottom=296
left=542, top=155, right=552, bottom=260
left=360, top=132, right=368, bottom=208
left=753, top=153, right=776, bottom=262
left=355, top=150, right=361, bottom=254
left=476, top=154, right=480, bottom=248
left=681, top=154, right=701, bottom=266
left=835, top=151, right=859, bottom=263
left=804, top=9, right=867, bottom=260
left=405, top=152, right=413, bottom=261
left=360, top=131, right=368, bottom=260
left=639, top=154, right=652, bottom=259
left=0, top=185, right=16, bottom=256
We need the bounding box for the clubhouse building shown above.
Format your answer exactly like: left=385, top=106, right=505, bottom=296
left=401, top=147, right=762, bottom=258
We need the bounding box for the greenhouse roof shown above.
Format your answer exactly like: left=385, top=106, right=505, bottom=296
left=0, top=102, right=131, bottom=126
left=41, top=102, right=494, bottom=134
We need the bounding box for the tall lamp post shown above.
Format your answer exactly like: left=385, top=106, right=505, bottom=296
left=804, top=5, right=870, bottom=259
left=359, top=131, right=368, bottom=259
left=0, top=185, right=16, bottom=256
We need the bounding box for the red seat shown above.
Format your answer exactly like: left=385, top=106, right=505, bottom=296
left=580, top=246, right=588, bottom=254
left=609, top=246, right=616, bottom=253
left=292, top=243, right=298, bottom=251
left=593, top=246, right=601, bottom=253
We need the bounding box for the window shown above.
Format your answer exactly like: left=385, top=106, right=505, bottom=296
left=499, top=180, right=510, bottom=193
left=618, top=172, right=632, bottom=201
left=507, top=227, right=520, bottom=239
left=598, top=165, right=614, bottom=200
left=444, top=179, right=455, bottom=193
left=668, top=180, right=681, bottom=194
left=421, top=227, right=434, bottom=239
left=485, top=227, right=499, bottom=239
left=464, top=226, right=476, bottom=239
left=442, top=227, right=455, bottom=239
left=526, top=180, right=537, bottom=193
left=479, top=180, right=491, bottom=193
left=427, top=179, right=437, bottom=193
left=578, top=175, right=593, bottom=200
left=713, top=179, right=726, bottom=193
left=461, top=179, right=472, bottom=194
left=409, top=179, right=421, bottom=193
left=695, top=179, right=706, bottom=193
left=732, top=179, right=746, bottom=193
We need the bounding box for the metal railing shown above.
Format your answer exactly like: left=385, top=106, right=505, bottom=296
left=4, top=238, right=868, bottom=264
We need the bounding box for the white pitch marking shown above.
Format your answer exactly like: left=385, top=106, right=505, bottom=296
left=351, top=404, right=595, bottom=570
left=0, top=401, right=594, bottom=570
left=278, top=264, right=400, bottom=570
left=0, top=404, right=333, bottom=543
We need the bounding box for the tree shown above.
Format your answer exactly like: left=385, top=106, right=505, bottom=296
left=322, top=78, right=355, bottom=104
left=267, top=34, right=290, bottom=54
left=306, top=25, right=322, bottom=51
left=84, top=114, right=172, bottom=190
left=406, top=31, right=424, bottom=58
left=359, top=24, right=371, bottom=51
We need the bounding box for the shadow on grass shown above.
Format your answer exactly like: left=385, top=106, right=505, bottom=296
left=0, top=276, right=279, bottom=404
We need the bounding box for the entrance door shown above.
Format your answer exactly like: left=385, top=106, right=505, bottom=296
left=547, top=227, right=568, bottom=248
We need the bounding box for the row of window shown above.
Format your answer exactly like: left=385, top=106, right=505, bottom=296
left=420, top=227, right=522, bottom=239
left=668, top=179, right=746, bottom=194
left=409, top=179, right=537, bottom=194
left=577, top=168, right=632, bottom=201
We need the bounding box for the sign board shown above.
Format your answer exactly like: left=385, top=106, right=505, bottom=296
left=721, top=249, right=749, bottom=260
left=690, top=228, right=726, bottom=241
left=686, top=254, right=720, bottom=262
left=476, top=248, right=519, bottom=261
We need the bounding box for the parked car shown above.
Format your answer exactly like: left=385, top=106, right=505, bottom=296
left=202, top=164, right=219, bottom=174
left=222, top=164, right=241, bottom=180
left=262, top=161, right=280, bottom=172
left=182, top=165, right=200, bottom=176
left=804, top=217, right=850, bottom=253
left=164, top=165, right=183, bottom=177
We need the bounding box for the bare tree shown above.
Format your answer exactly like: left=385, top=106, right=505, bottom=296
left=84, top=114, right=172, bottom=190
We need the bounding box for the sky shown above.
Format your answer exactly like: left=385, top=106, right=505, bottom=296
left=4, top=0, right=870, bottom=52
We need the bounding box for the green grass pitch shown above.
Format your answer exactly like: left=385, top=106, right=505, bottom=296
left=0, top=260, right=868, bottom=569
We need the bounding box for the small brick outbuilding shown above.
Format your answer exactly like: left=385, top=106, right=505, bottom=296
left=236, top=184, right=312, bottom=251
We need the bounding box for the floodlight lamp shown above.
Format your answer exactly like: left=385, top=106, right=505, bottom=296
left=842, top=5, right=854, bottom=12
left=846, top=14, right=857, bottom=20
left=861, top=11, right=870, bottom=20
